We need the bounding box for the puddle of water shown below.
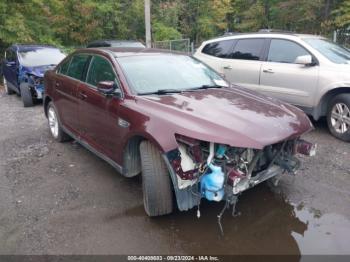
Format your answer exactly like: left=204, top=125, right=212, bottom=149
left=293, top=208, right=350, bottom=255
left=139, top=184, right=350, bottom=255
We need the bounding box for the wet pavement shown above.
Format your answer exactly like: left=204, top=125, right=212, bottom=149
left=0, top=88, right=349, bottom=257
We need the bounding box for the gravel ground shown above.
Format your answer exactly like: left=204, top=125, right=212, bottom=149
left=0, top=86, right=349, bottom=256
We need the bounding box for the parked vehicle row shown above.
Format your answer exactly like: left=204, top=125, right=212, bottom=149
left=43, top=47, right=316, bottom=217
left=5, top=34, right=342, bottom=217
left=194, top=31, right=350, bottom=141
left=1, top=39, right=144, bottom=107
left=2, top=44, right=66, bottom=107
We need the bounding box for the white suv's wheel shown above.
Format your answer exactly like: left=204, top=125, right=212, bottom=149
left=327, top=94, right=350, bottom=142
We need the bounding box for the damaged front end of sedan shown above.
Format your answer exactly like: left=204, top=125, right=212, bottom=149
left=163, top=134, right=316, bottom=232
left=19, top=65, right=52, bottom=100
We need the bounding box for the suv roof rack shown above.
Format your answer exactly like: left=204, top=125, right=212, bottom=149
left=258, top=29, right=295, bottom=34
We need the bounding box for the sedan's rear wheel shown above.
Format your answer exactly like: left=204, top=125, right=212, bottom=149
left=3, top=78, right=15, bottom=95
left=327, top=94, right=350, bottom=142
left=47, top=102, right=70, bottom=142
left=140, top=141, right=173, bottom=216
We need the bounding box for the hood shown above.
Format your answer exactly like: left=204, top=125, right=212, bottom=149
left=136, top=86, right=313, bottom=149
left=21, top=64, right=56, bottom=78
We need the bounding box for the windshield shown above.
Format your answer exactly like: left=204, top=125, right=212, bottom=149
left=304, top=38, right=350, bottom=64
left=117, top=55, right=228, bottom=94
left=19, top=48, right=66, bottom=67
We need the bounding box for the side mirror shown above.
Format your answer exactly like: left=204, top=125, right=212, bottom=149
left=97, top=81, right=123, bottom=98
left=97, top=81, right=114, bottom=95
left=294, top=55, right=313, bottom=66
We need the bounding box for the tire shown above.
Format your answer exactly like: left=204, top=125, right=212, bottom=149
left=3, top=77, right=15, bottom=95
left=139, top=141, right=173, bottom=216
left=20, top=82, right=34, bottom=107
left=47, top=102, right=70, bottom=142
left=327, top=94, right=350, bottom=142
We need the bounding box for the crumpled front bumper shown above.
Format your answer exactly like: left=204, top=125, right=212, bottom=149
left=227, top=165, right=284, bottom=196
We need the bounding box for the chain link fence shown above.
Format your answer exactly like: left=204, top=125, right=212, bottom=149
left=333, top=29, right=350, bottom=48
left=152, top=38, right=194, bottom=54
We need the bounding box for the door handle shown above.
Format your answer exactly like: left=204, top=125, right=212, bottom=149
left=263, top=69, right=274, bottom=73
left=79, top=92, right=88, bottom=100
left=223, top=65, right=232, bottom=70
left=55, top=82, right=60, bottom=87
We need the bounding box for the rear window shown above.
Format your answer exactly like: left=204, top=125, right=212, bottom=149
left=231, top=39, right=265, bottom=61
left=67, top=54, right=90, bottom=81
left=202, top=40, right=236, bottom=58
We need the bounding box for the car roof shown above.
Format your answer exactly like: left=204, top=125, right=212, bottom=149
left=11, top=44, right=59, bottom=52
left=205, top=32, right=325, bottom=44
left=79, top=47, right=187, bottom=58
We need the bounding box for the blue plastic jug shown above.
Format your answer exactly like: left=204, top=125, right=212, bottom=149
left=200, top=163, right=225, bottom=202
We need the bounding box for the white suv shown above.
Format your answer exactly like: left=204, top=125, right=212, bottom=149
left=194, top=32, right=350, bottom=142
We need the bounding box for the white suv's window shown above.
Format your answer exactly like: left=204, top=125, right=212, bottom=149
left=267, top=39, right=310, bottom=64
left=231, top=39, right=264, bottom=61
left=202, top=39, right=236, bottom=58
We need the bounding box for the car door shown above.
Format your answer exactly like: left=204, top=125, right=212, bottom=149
left=79, top=54, right=124, bottom=162
left=3, top=49, right=19, bottom=90
left=222, top=38, right=266, bottom=90
left=259, top=39, right=319, bottom=107
left=54, top=54, right=90, bottom=135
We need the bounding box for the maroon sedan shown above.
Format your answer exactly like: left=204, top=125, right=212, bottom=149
left=44, top=48, right=316, bottom=217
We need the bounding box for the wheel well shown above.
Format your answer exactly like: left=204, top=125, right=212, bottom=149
left=43, top=96, right=52, bottom=117
left=315, top=88, right=350, bottom=120
left=122, top=136, right=144, bottom=177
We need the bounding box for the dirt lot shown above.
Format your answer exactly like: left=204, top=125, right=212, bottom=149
left=0, top=87, right=349, bottom=256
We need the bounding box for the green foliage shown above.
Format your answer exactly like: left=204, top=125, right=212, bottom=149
left=153, top=22, right=182, bottom=41
left=334, top=0, right=350, bottom=28
left=0, top=0, right=346, bottom=51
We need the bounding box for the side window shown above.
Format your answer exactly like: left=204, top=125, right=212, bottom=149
left=231, top=39, right=265, bottom=61
left=267, top=39, right=310, bottom=63
left=58, top=58, right=71, bottom=75
left=86, top=56, right=117, bottom=87
left=67, top=54, right=90, bottom=81
left=5, top=50, right=16, bottom=62
left=202, top=40, right=236, bottom=58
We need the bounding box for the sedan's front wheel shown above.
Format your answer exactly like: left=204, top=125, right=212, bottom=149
left=47, top=102, right=70, bottom=142
left=327, top=94, right=350, bottom=142
left=140, top=141, right=173, bottom=216
left=20, top=83, right=34, bottom=107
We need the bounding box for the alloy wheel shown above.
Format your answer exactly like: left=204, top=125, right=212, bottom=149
left=48, top=107, right=59, bottom=138
left=331, top=103, right=350, bottom=134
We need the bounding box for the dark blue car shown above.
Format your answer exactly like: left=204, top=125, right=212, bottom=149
left=2, top=44, right=66, bottom=107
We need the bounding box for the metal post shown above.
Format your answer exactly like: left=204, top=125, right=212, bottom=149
left=144, top=0, right=152, bottom=48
